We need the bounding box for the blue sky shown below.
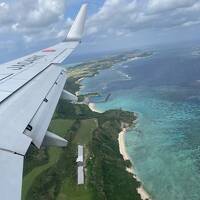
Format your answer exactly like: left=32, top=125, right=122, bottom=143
left=0, top=0, right=200, bottom=63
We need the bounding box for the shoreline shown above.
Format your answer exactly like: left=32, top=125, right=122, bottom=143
left=75, top=77, right=84, bottom=96
left=88, top=102, right=152, bottom=200
left=118, top=127, right=152, bottom=200
left=88, top=102, right=103, bottom=113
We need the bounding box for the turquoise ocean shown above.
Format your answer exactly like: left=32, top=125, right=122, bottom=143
left=79, top=46, right=200, bottom=200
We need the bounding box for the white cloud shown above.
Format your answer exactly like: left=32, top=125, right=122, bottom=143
left=23, top=35, right=33, bottom=43
left=148, top=0, right=197, bottom=13
left=12, top=23, right=19, bottom=31
left=0, top=0, right=68, bottom=42
left=0, top=2, right=9, bottom=10
left=86, top=0, right=200, bottom=40
left=25, top=0, right=66, bottom=27
left=182, top=20, right=200, bottom=27
left=87, top=26, right=98, bottom=35
left=0, top=1, right=12, bottom=25
left=87, top=0, right=138, bottom=37
left=56, top=30, right=66, bottom=39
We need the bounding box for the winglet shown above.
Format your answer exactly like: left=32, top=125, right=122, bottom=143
left=66, top=4, right=88, bottom=42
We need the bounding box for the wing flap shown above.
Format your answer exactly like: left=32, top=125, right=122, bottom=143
left=0, top=150, right=24, bottom=200
left=24, top=68, right=66, bottom=148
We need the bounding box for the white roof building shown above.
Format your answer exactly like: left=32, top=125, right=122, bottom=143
left=76, top=145, right=84, bottom=185
left=76, top=145, right=83, bottom=163
left=78, top=166, right=84, bottom=185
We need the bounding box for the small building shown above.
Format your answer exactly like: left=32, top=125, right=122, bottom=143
left=78, top=166, right=84, bottom=185
left=76, top=145, right=84, bottom=185
left=76, top=145, right=83, bottom=163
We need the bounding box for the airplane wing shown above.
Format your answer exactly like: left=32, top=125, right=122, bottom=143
left=0, top=4, right=87, bottom=200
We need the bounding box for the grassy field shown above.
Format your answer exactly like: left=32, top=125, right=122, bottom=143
left=75, top=119, right=97, bottom=145
left=48, top=119, right=75, bottom=137
left=56, top=177, right=93, bottom=200
left=22, top=119, right=74, bottom=199
left=56, top=118, right=97, bottom=200
left=23, top=111, right=97, bottom=200
left=22, top=147, right=61, bottom=200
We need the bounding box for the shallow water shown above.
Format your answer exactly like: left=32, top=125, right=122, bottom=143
left=80, top=46, right=200, bottom=200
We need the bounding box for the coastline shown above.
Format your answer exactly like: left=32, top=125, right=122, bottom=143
left=88, top=102, right=103, bottom=113
left=88, top=102, right=152, bottom=200
left=75, top=77, right=84, bottom=96
left=118, top=127, right=152, bottom=200
left=67, top=53, right=153, bottom=200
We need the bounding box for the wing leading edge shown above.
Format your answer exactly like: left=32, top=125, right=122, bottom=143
left=0, top=4, right=87, bottom=200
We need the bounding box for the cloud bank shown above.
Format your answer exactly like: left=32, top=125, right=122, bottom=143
left=87, top=0, right=200, bottom=38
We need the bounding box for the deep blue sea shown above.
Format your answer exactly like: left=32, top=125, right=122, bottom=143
left=79, top=46, right=200, bottom=200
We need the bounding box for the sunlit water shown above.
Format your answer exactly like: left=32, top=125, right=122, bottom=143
left=79, top=46, right=200, bottom=200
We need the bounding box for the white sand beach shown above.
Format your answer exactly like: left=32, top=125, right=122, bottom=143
left=75, top=78, right=84, bottom=96
left=118, top=127, right=152, bottom=200
left=88, top=103, right=103, bottom=113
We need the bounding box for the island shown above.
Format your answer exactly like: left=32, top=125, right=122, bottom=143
left=22, top=51, right=153, bottom=200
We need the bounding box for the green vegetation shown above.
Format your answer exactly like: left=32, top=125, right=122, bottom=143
left=23, top=147, right=61, bottom=200
left=48, top=119, right=75, bottom=137
left=87, top=110, right=141, bottom=200
left=23, top=146, right=48, bottom=176
left=57, top=180, right=94, bottom=200
left=67, top=51, right=153, bottom=82
left=23, top=103, right=96, bottom=200
left=23, top=52, right=144, bottom=200
left=23, top=101, right=140, bottom=200
left=125, top=160, right=133, bottom=168
left=75, top=119, right=97, bottom=145
left=23, top=99, right=141, bottom=200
